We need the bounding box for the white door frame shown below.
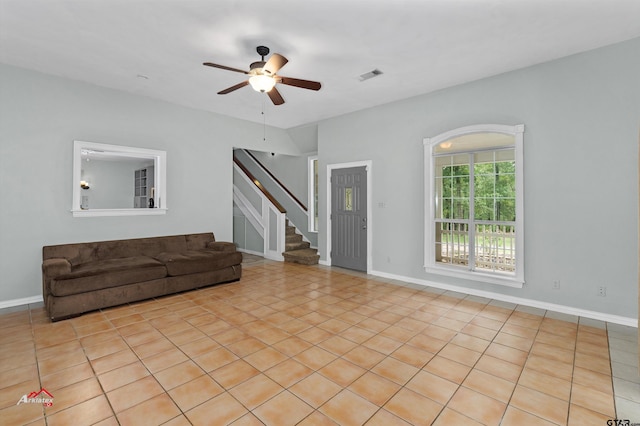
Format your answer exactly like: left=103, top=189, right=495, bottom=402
left=326, top=160, right=373, bottom=274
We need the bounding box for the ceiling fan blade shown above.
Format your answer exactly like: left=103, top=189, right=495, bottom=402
left=218, top=81, right=249, bottom=95
left=263, top=53, right=288, bottom=75
left=203, top=62, right=249, bottom=74
left=267, top=86, right=285, bottom=105
left=278, top=76, right=321, bottom=91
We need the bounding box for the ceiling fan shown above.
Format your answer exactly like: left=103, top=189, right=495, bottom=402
left=203, top=46, right=321, bottom=105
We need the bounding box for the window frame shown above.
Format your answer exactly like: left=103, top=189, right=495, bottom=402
left=424, top=124, right=525, bottom=288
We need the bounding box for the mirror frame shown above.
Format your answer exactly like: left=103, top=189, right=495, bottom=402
left=72, top=140, right=167, bottom=217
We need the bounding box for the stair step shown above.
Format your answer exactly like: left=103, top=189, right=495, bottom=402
left=285, top=226, right=296, bottom=235
left=286, top=233, right=303, bottom=244
left=282, top=248, right=320, bottom=266
left=286, top=241, right=310, bottom=251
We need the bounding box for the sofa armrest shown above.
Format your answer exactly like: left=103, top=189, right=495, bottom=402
left=206, top=241, right=237, bottom=252
left=42, top=258, right=71, bottom=278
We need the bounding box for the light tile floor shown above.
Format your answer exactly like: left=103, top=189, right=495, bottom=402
left=0, top=255, right=638, bottom=425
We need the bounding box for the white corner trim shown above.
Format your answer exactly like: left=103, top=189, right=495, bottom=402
left=370, top=269, right=637, bottom=327
left=0, top=295, right=44, bottom=310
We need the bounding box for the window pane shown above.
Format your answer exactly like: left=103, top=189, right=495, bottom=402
left=474, top=162, right=494, bottom=175
left=452, top=199, right=469, bottom=219
left=474, top=223, right=516, bottom=273
left=474, top=174, right=495, bottom=198
left=435, top=222, right=469, bottom=267
left=495, top=172, right=515, bottom=198
left=345, top=187, right=353, bottom=211
left=474, top=198, right=494, bottom=221
left=497, top=199, right=516, bottom=221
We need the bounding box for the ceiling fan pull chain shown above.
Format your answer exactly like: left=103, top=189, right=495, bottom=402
left=262, top=98, right=266, bottom=142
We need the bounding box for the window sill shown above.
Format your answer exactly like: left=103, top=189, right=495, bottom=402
left=71, top=208, right=168, bottom=218
left=424, top=265, right=523, bottom=288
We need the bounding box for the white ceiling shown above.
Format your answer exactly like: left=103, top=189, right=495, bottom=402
left=1, top=0, right=639, bottom=129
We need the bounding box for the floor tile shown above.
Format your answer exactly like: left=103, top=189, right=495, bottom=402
left=424, top=356, right=472, bottom=384
left=447, top=387, right=506, bottom=425
left=501, top=406, right=556, bottom=425
left=229, top=373, right=284, bottom=410
left=294, top=346, right=337, bottom=370
left=405, top=370, right=458, bottom=405
left=320, top=389, right=380, bottom=426
left=570, top=382, right=615, bottom=417
left=46, top=395, right=112, bottom=426
left=462, top=369, right=515, bottom=403
left=106, top=375, right=164, bottom=413
left=1, top=259, right=629, bottom=425
left=319, top=358, right=367, bottom=387
left=510, top=384, right=569, bottom=425
left=154, top=360, right=205, bottom=390
left=43, top=377, right=103, bottom=415
left=614, top=397, right=640, bottom=423
left=264, top=358, right=313, bottom=388
left=167, top=374, right=224, bottom=412
left=348, top=371, right=402, bottom=405
left=474, top=354, right=522, bottom=383
left=252, top=390, right=314, bottom=426
left=567, top=403, right=612, bottom=426
left=371, top=357, right=418, bottom=386
left=432, top=407, right=483, bottom=426
left=383, top=388, right=443, bottom=425
left=518, top=367, right=571, bottom=401
left=289, top=372, right=343, bottom=408
left=115, top=393, right=180, bottom=426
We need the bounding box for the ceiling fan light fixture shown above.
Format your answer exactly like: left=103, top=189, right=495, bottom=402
left=249, top=74, right=276, bottom=93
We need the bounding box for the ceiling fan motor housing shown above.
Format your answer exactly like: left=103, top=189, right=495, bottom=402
left=256, top=45, right=270, bottom=58
left=250, top=61, right=267, bottom=74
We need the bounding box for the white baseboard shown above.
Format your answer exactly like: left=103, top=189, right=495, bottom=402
left=238, top=248, right=266, bottom=257
left=0, top=295, right=43, bottom=310
left=370, top=269, right=637, bottom=328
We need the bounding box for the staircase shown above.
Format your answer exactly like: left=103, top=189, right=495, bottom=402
left=282, top=220, right=319, bottom=265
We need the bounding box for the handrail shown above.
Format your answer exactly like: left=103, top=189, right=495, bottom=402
left=233, top=156, right=286, bottom=214
left=242, top=149, right=308, bottom=212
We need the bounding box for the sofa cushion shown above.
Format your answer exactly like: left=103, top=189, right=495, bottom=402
left=155, top=250, right=242, bottom=277
left=50, top=256, right=167, bottom=297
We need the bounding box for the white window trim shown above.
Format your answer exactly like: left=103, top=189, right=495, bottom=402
left=307, top=155, right=318, bottom=233
left=423, top=124, right=525, bottom=288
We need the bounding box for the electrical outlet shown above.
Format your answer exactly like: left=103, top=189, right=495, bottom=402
left=598, top=286, right=607, bottom=297
left=553, top=280, right=560, bottom=290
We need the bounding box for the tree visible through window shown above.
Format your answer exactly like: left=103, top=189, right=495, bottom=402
left=425, top=125, right=524, bottom=287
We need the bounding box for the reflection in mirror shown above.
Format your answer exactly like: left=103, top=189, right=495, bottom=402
left=72, top=141, right=167, bottom=217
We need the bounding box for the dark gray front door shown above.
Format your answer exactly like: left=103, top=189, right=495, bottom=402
left=331, top=166, right=367, bottom=271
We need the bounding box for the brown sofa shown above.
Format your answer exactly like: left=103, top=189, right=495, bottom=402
left=42, top=233, right=242, bottom=321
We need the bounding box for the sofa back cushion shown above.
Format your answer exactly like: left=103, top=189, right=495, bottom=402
left=43, top=233, right=216, bottom=265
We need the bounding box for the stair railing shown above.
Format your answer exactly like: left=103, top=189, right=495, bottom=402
left=235, top=149, right=317, bottom=248
left=233, top=158, right=286, bottom=261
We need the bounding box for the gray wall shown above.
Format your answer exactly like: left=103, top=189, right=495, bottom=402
left=248, top=150, right=311, bottom=207
left=317, top=38, right=640, bottom=318
left=0, top=63, right=301, bottom=303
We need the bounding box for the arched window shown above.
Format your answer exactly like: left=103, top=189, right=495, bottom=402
left=424, top=124, right=524, bottom=287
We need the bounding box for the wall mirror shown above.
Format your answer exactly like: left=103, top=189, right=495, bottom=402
left=72, top=140, right=167, bottom=217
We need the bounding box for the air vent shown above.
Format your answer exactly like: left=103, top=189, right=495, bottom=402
left=358, top=69, right=383, bottom=82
